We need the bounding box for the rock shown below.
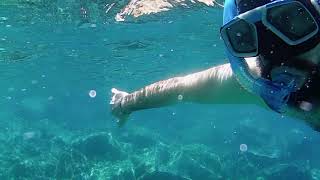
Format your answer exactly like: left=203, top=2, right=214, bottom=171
left=140, top=171, right=190, bottom=180
left=9, top=160, right=35, bottom=179
left=71, top=132, right=123, bottom=161
left=223, top=148, right=281, bottom=179
left=129, top=143, right=223, bottom=179
left=20, top=143, right=41, bottom=157
left=311, top=169, right=320, bottom=180
left=89, top=159, right=137, bottom=179
left=172, top=144, right=224, bottom=179
left=230, top=117, right=282, bottom=165
left=50, top=136, right=67, bottom=149
left=263, top=164, right=311, bottom=180
left=133, top=159, right=154, bottom=178
left=0, top=172, right=7, bottom=180
left=119, top=127, right=158, bottom=150
left=55, top=150, right=89, bottom=179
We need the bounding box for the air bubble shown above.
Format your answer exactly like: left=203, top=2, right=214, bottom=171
left=240, top=144, right=248, bottom=152
left=89, top=90, right=96, bottom=98
left=177, top=94, right=183, bottom=101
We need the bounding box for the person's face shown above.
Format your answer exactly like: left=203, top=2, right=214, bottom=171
left=263, top=43, right=320, bottom=130
left=298, top=43, right=320, bottom=64
left=260, top=41, right=320, bottom=88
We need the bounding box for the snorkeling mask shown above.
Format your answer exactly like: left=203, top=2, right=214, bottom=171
left=221, top=0, right=320, bottom=112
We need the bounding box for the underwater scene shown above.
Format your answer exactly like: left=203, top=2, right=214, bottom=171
left=1, top=0, right=320, bottom=179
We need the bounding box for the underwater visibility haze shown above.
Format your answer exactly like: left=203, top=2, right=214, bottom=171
left=1, top=0, right=320, bottom=179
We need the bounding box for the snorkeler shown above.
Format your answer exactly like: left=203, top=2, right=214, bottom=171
left=110, top=0, right=320, bottom=131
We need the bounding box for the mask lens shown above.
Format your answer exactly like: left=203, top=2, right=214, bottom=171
left=224, top=19, right=258, bottom=56
left=266, top=2, right=317, bottom=41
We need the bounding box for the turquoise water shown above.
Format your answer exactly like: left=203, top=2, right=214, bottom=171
left=1, top=2, right=320, bottom=179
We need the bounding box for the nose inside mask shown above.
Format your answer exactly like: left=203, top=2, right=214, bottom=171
left=257, top=54, right=320, bottom=112
left=270, top=65, right=320, bottom=112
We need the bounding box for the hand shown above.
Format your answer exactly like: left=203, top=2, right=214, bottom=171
left=110, top=88, right=131, bottom=126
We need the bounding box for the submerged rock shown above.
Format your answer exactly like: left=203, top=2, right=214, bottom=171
left=89, top=159, right=137, bottom=179
left=55, top=150, right=89, bottom=179
left=311, top=169, right=320, bottom=180
left=71, top=132, right=123, bottom=161
left=170, top=144, right=223, bottom=179
left=9, top=160, right=34, bottom=179
left=118, top=127, right=159, bottom=150
left=263, top=164, right=311, bottom=180
left=8, top=157, right=58, bottom=179
left=140, top=171, right=190, bottom=180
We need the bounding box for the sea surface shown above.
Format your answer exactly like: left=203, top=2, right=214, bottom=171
left=1, top=1, right=320, bottom=179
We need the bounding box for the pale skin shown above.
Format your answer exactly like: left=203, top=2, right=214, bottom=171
left=110, top=43, right=320, bottom=129
left=110, top=58, right=268, bottom=126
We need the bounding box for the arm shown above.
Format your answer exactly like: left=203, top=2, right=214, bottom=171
left=110, top=61, right=267, bottom=125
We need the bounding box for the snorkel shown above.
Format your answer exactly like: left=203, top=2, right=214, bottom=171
left=222, top=0, right=298, bottom=112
